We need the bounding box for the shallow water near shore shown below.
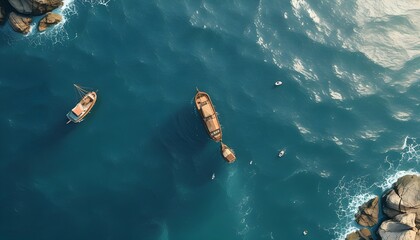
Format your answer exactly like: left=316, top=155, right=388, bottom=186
left=0, top=0, right=419, bottom=239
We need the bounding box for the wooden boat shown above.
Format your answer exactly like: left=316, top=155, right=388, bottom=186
left=66, top=84, right=97, bottom=124
left=221, top=142, right=236, bottom=163
left=194, top=89, right=222, bottom=142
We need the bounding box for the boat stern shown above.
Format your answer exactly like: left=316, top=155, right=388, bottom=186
left=66, top=111, right=80, bottom=123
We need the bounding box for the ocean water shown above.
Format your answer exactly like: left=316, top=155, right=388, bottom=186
left=0, top=0, right=419, bottom=239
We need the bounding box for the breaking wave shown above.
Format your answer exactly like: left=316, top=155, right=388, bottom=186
left=1, top=0, right=111, bottom=45
left=330, top=136, right=419, bottom=239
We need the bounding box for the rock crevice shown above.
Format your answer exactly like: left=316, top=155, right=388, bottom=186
left=0, top=0, right=63, bottom=34
left=345, top=175, right=420, bottom=240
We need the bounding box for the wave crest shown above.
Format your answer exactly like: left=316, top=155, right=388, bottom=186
left=1, top=0, right=111, bottom=45
left=330, top=136, right=419, bottom=239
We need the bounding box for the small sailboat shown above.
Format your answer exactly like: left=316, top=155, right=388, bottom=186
left=221, top=142, right=236, bottom=163
left=194, top=88, right=222, bottom=142
left=66, top=84, right=97, bottom=124
left=278, top=149, right=285, bottom=158
left=275, top=81, right=283, bottom=86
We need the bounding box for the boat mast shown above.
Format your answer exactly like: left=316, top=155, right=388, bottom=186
left=74, top=84, right=89, bottom=98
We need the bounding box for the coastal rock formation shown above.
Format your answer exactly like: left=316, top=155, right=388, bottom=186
left=1, top=0, right=63, bottom=34
left=383, top=175, right=420, bottom=224
left=355, top=196, right=379, bottom=227
left=344, top=174, right=420, bottom=239
left=9, top=12, right=31, bottom=34
left=345, top=228, right=373, bottom=240
left=38, top=12, right=61, bottom=31
left=8, top=0, right=62, bottom=15
left=378, top=213, right=418, bottom=240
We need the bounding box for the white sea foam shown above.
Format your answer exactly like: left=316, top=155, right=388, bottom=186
left=330, top=176, right=376, bottom=239
left=392, top=111, right=412, bottom=121
left=329, top=89, right=343, bottom=101
left=331, top=137, right=419, bottom=239
left=295, top=122, right=311, bottom=135
left=401, top=137, right=419, bottom=164
left=375, top=170, right=420, bottom=191
left=4, top=0, right=110, bottom=45
left=292, top=58, right=318, bottom=81
left=332, top=136, right=343, bottom=146
left=360, top=130, right=383, bottom=140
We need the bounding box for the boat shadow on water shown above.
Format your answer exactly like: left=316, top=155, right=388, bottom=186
left=0, top=114, right=77, bottom=236
left=152, top=104, right=225, bottom=187
left=1, top=117, right=75, bottom=180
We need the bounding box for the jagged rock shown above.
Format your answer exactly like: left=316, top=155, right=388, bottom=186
left=355, top=196, right=379, bottom=227
left=378, top=213, right=418, bottom=240
left=383, top=175, right=420, bottom=226
left=345, top=228, right=373, bottom=240
left=38, top=12, right=61, bottom=31
left=8, top=12, right=31, bottom=34
left=8, top=0, right=63, bottom=15
left=395, top=213, right=417, bottom=228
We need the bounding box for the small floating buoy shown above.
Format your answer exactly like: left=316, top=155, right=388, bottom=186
left=275, top=81, right=283, bottom=86
left=211, top=173, right=215, bottom=180
left=303, top=230, right=308, bottom=236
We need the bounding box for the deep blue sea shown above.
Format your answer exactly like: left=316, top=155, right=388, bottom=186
left=0, top=0, right=419, bottom=239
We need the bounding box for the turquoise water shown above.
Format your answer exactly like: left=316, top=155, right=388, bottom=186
left=0, top=0, right=419, bottom=239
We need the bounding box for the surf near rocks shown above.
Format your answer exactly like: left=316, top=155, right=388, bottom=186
left=345, top=174, right=420, bottom=240
left=0, top=0, right=63, bottom=34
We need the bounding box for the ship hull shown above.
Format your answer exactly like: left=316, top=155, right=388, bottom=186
left=194, top=90, right=222, bottom=142
left=67, top=92, right=97, bottom=124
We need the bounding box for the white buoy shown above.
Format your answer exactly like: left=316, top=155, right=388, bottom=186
left=303, top=230, right=308, bottom=236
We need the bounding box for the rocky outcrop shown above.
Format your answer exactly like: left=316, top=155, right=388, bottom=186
left=379, top=175, right=420, bottom=240
left=38, top=12, right=61, bottom=31
left=344, top=174, right=420, bottom=240
left=345, top=228, right=373, bottom=240
left=383, top=175, right=420, bottom=225
left=9, top=11, right=31, bottom=34
left=8, top=0, right=62, bottom=15
left=378, top=213, right=418, bottom=240
left=355, top=196, right=379, bottom=227
left=1, top=0, right=63, bottom=34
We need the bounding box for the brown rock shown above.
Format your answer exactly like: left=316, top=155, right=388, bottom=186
left=8, top=12, right=32, bottom=34
left=355, top=196, right=379, bottom=227
left=383, top=175, right=420, bottom=227
left=346, top=231, right=361, bottom=240
left=359, top=228, right=373, bottom=239
left=345, top=229, right=373, bottom=240
left=8, top=0, right=63, bottom=15
left=38, top=12, right=61, bottom=31
left=378, top=214, right=418, bottom=240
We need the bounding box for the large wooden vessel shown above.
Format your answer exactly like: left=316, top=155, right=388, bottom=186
left=66, top=84, right=97, bottom=124
left=221, top=142, right=236, bottom=163
left=194, top=89, right=222, bottom=142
